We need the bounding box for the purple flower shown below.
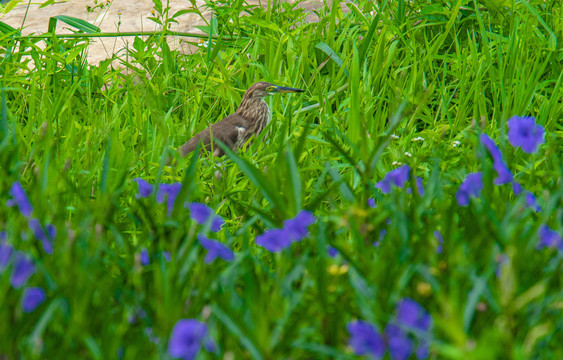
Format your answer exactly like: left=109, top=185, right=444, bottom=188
left=495, top=254, right=509, bottom=278
left=512, top=181, right=523, bottom=196
left=415, top=341, right=430, bottom=359
left=347, top=320, right=385, bottom=359
left=28, top=219, right=54, bottom=255
left=283, top=210, right=316, bottom=242
left=416, top=177, right=424, bottom=196
left=368, top=198, right=376, bottom=208
left=507, top=116, right=545, bottom=154
left=492, top=161, right=513, bottom=185
left=134, top=178, right=154, bottom=199
left=156, top=183, right=182, bottom=216
left=376, top=165, right=410, bottom=194
left=186, top=203, right=224, bottom=232
left=140, top=248, right=150, bottom=266
left=385, top=323, right=412, bottom=360
left=456, top=172, right=483, bottom=207
left=0, top=238, right=13, bottom=270
left=396, top=298, right=432, bottom=333
left=168, top=319, right=208, bottom=360
left=204, top=337, right=217, bottom=353
left=6, top=182, right=33, bottom=217
left=22, top=287, right=46, bottom=313
left=198, top=234, right=235, bottom=264
left=327, top=246, right=338, bottom=258
left=10, top=253, right=35, bottom=289
left=480, top=134, right=513, bottom=185
left=163, top=251, right=171, bottom=262
left=525, top=191, right=541, bottom=212
left=480, top=133, right=503, bottom=163
left=255, top=228, right=291, bottom=252
left=406, top=177, right=424, bottom=196
left=373, top=229, right=387, bottom=247
left=434, top=230, right=443, bottom=254
left=255, top=211, right=316, bottom=252
left=537, top=225, right=562, bottom=251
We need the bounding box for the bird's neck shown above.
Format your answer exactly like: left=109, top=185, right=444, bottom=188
left=236, top=97, right=271, bottom=129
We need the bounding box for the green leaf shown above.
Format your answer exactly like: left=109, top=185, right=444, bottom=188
left=212, top=303, right=264, bottom=360
left=83, top=336, right=103, bottom=360
left=314, top=41, right=348, bottom=76
left=40, top=0, right=55, bottom=8
left=242, top=16, right=282, bottom=32
left=216, top=140, right=282, bottom=209
left=50, top=15, right=100, bottom=33
left=0, top=20, right=20, bottom=35
left=284, top=145, right=302, bottom=211
left=171, top=9, right=198, bottom=19
left=359, top=8, right=380, bottom=61
left=0, top=88, right=7, bottom=145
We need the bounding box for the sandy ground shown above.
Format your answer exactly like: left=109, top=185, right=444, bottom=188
left=1, top=0, right=328, bottom=65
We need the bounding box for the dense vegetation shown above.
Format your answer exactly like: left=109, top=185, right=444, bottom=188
left=1, top=0, right=562, bottom=358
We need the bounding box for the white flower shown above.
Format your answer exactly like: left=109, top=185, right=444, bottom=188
left=390, top=134, right=399, bottom=140
left=198, top=39, right=215, bottom=48
left=392, top=161, right=402, bottom=166
left=452, top=140, right=461, bottom=148
left=412, top=137, right=424, bottom=142
left=404, top=152, right=412, bottom=157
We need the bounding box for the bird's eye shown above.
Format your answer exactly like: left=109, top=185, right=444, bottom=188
left=267, top=86, right=276, bottom=91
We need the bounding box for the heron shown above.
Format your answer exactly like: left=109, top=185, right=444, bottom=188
left=179, top=82, right=304, bottom=157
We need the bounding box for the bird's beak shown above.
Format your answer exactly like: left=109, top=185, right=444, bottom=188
left=272, top=86, right=305, bottom=94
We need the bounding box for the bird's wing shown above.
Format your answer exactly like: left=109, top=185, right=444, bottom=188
left=179, top=114, right=247, bottom=157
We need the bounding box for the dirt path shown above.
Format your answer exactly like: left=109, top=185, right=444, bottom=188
left=1, top=0, right=327, bottom=65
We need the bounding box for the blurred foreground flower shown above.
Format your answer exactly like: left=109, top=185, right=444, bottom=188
left=396, top=298, right=432, bottom=332
left=434, top=231, right=443, bottom=254
left=255, top=211, right=316, bottom=252
left=283, top=210, right=316, bottom=242
left=525, top=191, right=541, bottom=212
left=186, top=203, right=224, bottom=232
left=456, top=172, right=483, bottom=206
left=537, top=225, right=562, bottom=251
left=157, top=183, right=182, bottom=216
left=373, top=229, right=387, bottom=247
left=10, top=253, right=35, bottom=289
left=347, top=320, right=385, bottom=359
left=134, top=178, right=154, bottom=199
left=480, top=134, right=513, bottom=185
left=385, top=323, right=412, bottom=360
left=512, top=181, right=523, bottom=196
left=28, top=219, right=55, bottom=255
left=406, top=177, right=424, bottom=196
left=198, top=234, right=234, bottom=264
left=22, top=287, right=46, bottom=313
left=163, top=251, right=171, bottom=262
left=327, top=246, right=338, bottom=258
left=495, top=254, right=509, bottom=277
left=0, top=237, right=13, bottom=270
left=7, top=182, right=33, bottom=218
left=255, top=228, right=290, bottom=253
left=168, top=319, right=215, bottom=360
left=386, top=298, right=432, bottom=360
left=376, top=165, right=410, bottom=194
left=507, top=116, right=545, bottom=154
left=141, top=249, right=150, bottom=266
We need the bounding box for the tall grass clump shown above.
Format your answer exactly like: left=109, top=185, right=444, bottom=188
left=1, top=0, right=562, bottom=358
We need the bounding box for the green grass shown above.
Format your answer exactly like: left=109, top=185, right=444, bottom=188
left=1, top=0, right=563, bottom=358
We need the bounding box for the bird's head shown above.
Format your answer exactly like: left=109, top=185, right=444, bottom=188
left=244, top=82, right=305, bottom=99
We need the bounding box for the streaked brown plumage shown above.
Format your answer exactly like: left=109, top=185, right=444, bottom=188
left=179, top=82, right=304, bottom=157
